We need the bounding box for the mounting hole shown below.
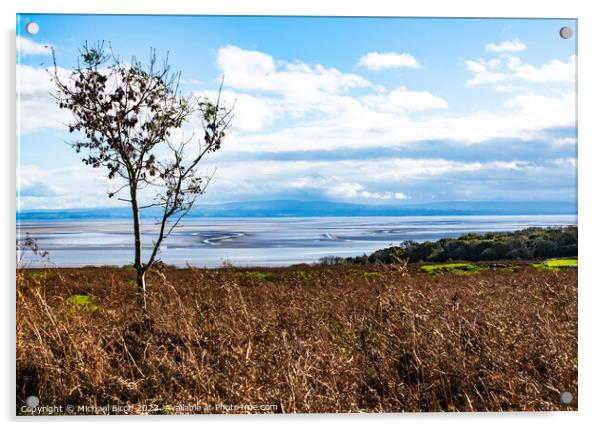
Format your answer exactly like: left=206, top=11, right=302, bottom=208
left=25, top=395, right=39, bottom=408
left=559, top=26, right=573, bottom=39
left=25, top=22, right=39, bottom=35
left=560, top=391, right=573, bottom=404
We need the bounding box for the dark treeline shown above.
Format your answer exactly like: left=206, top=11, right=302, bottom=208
left=319, top=226, right=577, bottom=265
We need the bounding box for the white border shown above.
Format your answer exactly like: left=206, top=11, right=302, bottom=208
left=3, top=1, right=601, bottom=429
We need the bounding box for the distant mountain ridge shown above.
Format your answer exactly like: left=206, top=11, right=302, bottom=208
left=17, top=200, right=577, bottom=221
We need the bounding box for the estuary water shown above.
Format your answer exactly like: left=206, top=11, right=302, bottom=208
left=17, top=215, right=577, bottom=268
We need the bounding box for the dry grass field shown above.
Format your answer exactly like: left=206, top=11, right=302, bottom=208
left=16, top=263, right=577, bottom=414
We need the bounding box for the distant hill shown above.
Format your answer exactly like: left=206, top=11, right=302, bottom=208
left=17, top=200, right=577, bottom=221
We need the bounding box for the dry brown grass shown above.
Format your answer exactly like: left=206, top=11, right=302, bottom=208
left=16, top=263, right=577, bottom=414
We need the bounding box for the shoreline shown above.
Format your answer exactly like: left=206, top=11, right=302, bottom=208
left=16, top=217, right=577, bottom=268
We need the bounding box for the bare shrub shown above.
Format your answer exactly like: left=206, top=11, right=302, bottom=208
left=16, top=265, right=577, bottom=413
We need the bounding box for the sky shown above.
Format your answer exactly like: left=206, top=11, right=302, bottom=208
left=16, top=15, right=577, bottom=211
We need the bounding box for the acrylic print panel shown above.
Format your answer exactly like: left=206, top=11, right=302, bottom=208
left=16, top=14, right=577, bottom=414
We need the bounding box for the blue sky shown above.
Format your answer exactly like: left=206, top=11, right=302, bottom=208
left=16, top=15, right=577, bottom=210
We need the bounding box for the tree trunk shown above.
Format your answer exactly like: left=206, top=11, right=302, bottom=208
left=130, top=185, right=147, bottom=310
left=136, top=269, right=147, bottom=310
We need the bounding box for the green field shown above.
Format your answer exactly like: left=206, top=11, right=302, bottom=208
left=420, top=263, right=482, bottom=275
left=533, top=257, right=578, bottom=271
left=545, top=258, right=578, bottom=267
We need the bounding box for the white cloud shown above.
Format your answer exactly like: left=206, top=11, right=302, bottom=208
left=197, top=89, right=284, bottom=132
left=17, top=64, right=73, bottom=134
left=18, top=98, right=70, bottom=134
left=17, top=36, right=52, bottom=55
left=210, top=45, right=573, bottom=153
left=492, top=83, right=528, bottom=93
left=551, top=137, right=577, bottom=147
left=217, top=45, right=370, bottom=98
left=206, top=158, right=536, bottom=201
left=19, top=152, right=572, bottom=209
left=356, top=52, right=421, bottom=70
left=216, top=45, right=275, bottom=85
left=18, top=43, right=577, bottom=209
left=195, top=46, right=444, bottom=138
left=19, top=45, right=576, bottom=205
left=325, top=182, right=408, bottom=200
left=510, top=56, right=576, bottom=83
left=362, top=86, right=448, bottom=113
left=466, top=54, right=576, bottom=87
left=24, top=45, right=573, bottom=150
left=485, top=38, right=527, bottom=53
left=211, top=45, right=374, bottom=131
left=550, top=157, right=577, bottom=168
left=17, top=64, right=55, bottom=95
left=18, top=164, right=121, bottom=210
left=219, top=89, right=575, bottom=152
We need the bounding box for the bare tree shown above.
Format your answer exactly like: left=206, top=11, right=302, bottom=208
left=50, top=43, right=233, bottom=310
